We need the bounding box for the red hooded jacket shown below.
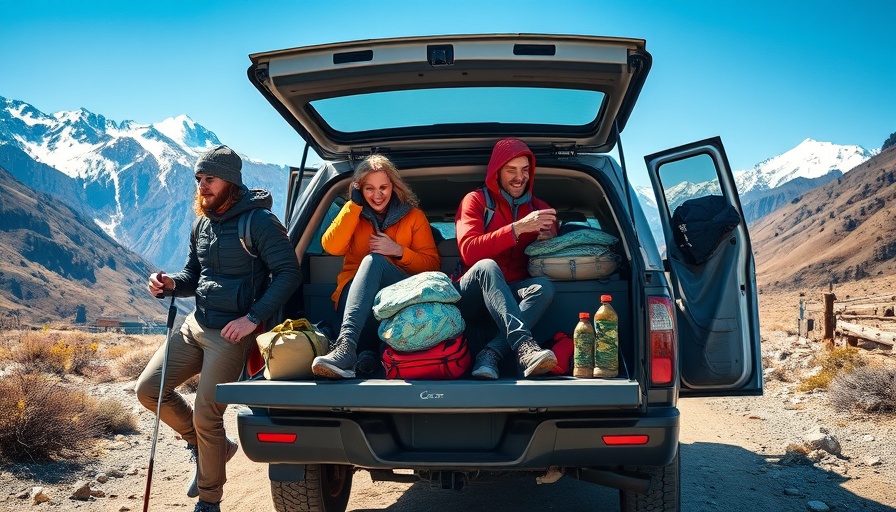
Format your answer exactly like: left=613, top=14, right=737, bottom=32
left=455, top=139, right=552, bottom=283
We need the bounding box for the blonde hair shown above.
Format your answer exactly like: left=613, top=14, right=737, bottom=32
left=351, top=154, right=418, bottom=208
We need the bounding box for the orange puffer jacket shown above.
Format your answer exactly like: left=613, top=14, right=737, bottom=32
left=321, top=201, right=440, bottom=306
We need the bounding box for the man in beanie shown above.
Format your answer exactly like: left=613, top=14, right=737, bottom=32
left=454, top=138, right=558, bottom=379
left=136, top=144, right=301, bottom=512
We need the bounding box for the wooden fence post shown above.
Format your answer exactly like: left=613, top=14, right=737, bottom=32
left=822, top=292, right=836, bottom=349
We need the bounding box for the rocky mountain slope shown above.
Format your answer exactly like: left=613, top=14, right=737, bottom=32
left=0, top=96, right=291, bottom=272
left=636, top=138, right=874, bottom=249
left=752, top=145, right=896, bottom=291
left=0, top=165, right=166, bottom=325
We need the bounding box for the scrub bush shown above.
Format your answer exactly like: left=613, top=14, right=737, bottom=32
left=0, top=370, right=104, bottom=462
left=797, top=347, right=865, bottom=392
left=829, top=365, right=896, bottom=414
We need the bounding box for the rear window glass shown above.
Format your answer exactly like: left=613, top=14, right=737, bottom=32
left=311, top=87, right=604, bottom=133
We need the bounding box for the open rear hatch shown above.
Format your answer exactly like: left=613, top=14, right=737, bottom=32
left=248, top=33, right=651, bottom=160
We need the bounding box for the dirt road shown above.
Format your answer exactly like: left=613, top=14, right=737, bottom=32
left=5, top=389, right=892, bottom=511
left=3, top=330, right=895, bottom=511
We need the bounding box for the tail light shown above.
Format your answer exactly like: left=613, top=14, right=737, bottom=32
left=602, top=434, right=649, bottom=446
left=648, top=296, right=676, bottom=386
left=257, top=432, right=297, bottom=443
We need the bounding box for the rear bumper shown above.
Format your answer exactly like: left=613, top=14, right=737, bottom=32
left=235, top=406, right=679, bottom=470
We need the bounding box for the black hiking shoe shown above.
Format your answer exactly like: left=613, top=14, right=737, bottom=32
left=193, top=499, right=221, bottom=512
left=516, top=338, right=557, bottom=377
left=471, top=347, right=501, bottom=380
left=311, top=338, right=357, bottom=379
left=355, top=350, right=383, bottom=378
left=186, top=438, right=238, bottom=498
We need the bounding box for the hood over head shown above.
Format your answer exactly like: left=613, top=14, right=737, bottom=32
left=485, top=138, right=536, bottom=198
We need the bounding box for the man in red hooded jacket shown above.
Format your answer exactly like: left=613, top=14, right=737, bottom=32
left=454, top=138, right=558, bottom=378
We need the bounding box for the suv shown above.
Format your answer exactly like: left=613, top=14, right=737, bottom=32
left=217, top=34, right=762, bottom=512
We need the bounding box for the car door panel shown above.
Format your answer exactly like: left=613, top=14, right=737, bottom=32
left=645, top=137, right=763, bottom=396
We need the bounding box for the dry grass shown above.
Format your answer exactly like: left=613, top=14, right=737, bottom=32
left=112, top=345, right=158, bottom=381
left=830, top=364, right=896, bottom=414
left=0, top=329, right=149, bottom=461
left=0, top=370, right=106, bottom=462
left=9, top=330, right=100, bottom=376
left=797, top=347, right=866, bottom=392
left=105, top=344, right=134, bottom=360
left=758, top=290, right=804, bottom=334
left=177, top=374, right=201, bottom=394
left=91, top=396, right=139, bottom=434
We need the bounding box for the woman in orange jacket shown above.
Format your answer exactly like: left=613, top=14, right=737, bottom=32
left=312, top=154, right=440, bottom=378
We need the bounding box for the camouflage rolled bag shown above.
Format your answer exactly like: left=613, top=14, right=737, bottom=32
left=256, top=318, right=330, bottom=380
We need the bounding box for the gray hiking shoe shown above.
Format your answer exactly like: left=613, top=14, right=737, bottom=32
left=516, top=338, right=558, bottom=377
left=472, top=347, right=501, bottom=380
left=355, top=350, right=382, bottom=378
left=193, top=499, right=221, bottom=512
left=186, top=438, right=238, bottom=498
left=311, top=338, right=357, bottom=379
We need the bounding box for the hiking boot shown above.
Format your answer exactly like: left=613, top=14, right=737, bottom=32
left=355, top=350, right=382, bottom=378
left=193, top=499, right=221, bottom=512
left=311, top=338, right=357, bottom=379
left=471, top=347, right=501, bottom=380
left=186, top=438, right=238, bottom=498
left=516, top=338, right=558, bottom=377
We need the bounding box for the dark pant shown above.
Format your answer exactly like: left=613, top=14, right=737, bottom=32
left=336, top=253, right=408, bottom=352
left=455, top=259, right=554, bottom=355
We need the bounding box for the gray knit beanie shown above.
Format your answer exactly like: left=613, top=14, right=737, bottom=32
left=194, top=145, right=243, bottom=186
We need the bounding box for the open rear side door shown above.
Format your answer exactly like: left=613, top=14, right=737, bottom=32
left=645, top=137, right=762, bottom=397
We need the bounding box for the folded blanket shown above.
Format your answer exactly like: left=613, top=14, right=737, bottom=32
left=525, top=228, right=618, bottom=257
left=373, top=271, right=460, bottom=321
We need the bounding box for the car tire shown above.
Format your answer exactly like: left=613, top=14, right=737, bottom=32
left=271, top=464, right=353, bottom=512
left=619, top=446, right=680, bottom=512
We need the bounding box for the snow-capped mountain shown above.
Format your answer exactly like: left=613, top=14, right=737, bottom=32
left=734, top=138, right=875, bottom=194
left=639, top=139, right=874, bottom=211
left=0, top=95, right=879, bottom=272
left=4, top=99, right=222, bottom=183
left=636, top=138, right=876, bottom=253
left=0, top=96, right=290, bottom=272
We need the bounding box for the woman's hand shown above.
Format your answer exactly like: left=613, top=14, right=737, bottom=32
left=369, top=232, right=404, bottom=258
left=350, top=181, right=366, bottom=206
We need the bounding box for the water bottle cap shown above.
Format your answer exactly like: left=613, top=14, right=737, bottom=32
left=579, top=312, right=590, bottom=319
left=600, top=294, right=612, bottom=302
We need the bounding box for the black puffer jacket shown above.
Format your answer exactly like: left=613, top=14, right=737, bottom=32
left=169, top=187, right=301, bottom=329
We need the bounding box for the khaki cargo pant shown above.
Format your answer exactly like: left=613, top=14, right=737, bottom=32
left=135, top=312, right=253, bottom=504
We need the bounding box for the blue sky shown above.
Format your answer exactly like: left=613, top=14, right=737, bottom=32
left=2, top=0, right=894, bottom=188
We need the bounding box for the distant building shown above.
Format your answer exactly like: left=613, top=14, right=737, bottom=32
left=94, top=316, right=148, bottom=334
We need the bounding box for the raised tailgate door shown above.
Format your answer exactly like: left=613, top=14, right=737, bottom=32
left=644, top=137, right=762, bottom=396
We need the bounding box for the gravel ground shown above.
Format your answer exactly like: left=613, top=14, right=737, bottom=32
left=1, top=330, right=894, bottom=511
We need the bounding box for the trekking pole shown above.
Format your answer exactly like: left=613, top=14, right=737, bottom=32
left=143, top=290, right=177, bottom=512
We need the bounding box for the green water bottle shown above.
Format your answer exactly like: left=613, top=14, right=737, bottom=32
left=593, top=295, right=619, bottom=378
left=573, top=312, right=595, bottom=378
